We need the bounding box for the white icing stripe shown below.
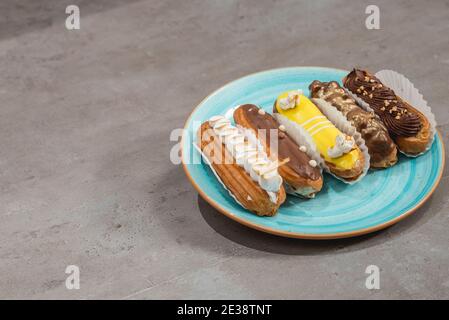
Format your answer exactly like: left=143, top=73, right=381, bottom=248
left=310, top=124, right=335, bottom=136
left=208, top=115, right=282, bottom=196
left=305, top=119, right=333, bottom=133
left=300, top=115, right=328, bottom=128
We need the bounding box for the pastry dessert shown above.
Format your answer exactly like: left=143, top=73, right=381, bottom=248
left=197, top=115, right=286, bottom=216
left=273, top=90, right=366, bottom=181
left=343, top=68, right=432, bottom=155
left=309, top=80, right=398, bottom=168
left=233, top=104, right=323, bottom=198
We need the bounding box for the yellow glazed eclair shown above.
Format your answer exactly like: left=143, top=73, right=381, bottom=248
left=273, top=90, right=365, bottom=181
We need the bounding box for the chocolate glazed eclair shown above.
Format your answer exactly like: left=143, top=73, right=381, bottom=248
left=309, top=80, right=397, bottom=168
left=234, top=104, right=323, bottom=198
left=343, top=69, right=431, bottom=155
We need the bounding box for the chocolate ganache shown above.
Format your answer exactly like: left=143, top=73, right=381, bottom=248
left=238, top=104, right=321, bottom=181
left=343, top=69, right=422, bottom=137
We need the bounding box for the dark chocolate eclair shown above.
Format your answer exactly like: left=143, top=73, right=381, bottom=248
left=342, top=69, right=422, bottom=138
left=234, top=104, right=323, bottom=197
left=309, top=80, right=397, bottom=168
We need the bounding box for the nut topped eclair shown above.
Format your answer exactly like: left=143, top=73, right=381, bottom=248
left=309, top=80, right=397, bottom=168
left=234, top=104, right=323, bottom=198
left=343, top=69, right=432, bottom=155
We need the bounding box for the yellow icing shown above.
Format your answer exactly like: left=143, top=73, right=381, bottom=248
left=275, top=91, right=360, bottom=170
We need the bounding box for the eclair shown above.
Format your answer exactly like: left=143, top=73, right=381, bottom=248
left=197, top=115, right=286, bottom=216
left=273, top=90, right=366, bottom=181
left=233, top=104, right=323, bottom=198
left=309, top=80, right=398, bottom=168
left=343, top=69, right=432, bottom=155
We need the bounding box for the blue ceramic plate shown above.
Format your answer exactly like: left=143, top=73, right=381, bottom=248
left=182, top=67, right=445, bottom=239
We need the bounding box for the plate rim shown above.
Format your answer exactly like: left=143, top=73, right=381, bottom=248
left=181, top=66, right=446, bottom=240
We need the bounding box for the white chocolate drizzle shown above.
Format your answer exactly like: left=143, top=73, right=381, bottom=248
left=300, top=115, right=328, bottom=127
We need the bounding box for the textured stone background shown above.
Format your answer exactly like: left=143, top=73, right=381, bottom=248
left=0, top=0, right=448, bottom=299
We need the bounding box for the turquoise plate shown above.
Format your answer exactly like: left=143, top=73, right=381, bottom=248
left=182, top=67, right=445, bottom=239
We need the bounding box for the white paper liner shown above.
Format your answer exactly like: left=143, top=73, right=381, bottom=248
left=224, top=105, right=242, bottom=120
left=273, top=107, right=369, bottom=184
left=344, top=70, right=436, bottom=157
left=375, top=70, right=436, bottom=156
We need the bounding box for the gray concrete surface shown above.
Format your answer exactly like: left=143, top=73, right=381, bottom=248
left=0, top=0, right=448, bottom=299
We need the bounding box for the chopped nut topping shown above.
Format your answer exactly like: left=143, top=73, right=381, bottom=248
left=368, top=94, right=373, bottom=98
left=380, top=107, right=386, bottom=111
left=395, top=115, right=400, bottom=120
